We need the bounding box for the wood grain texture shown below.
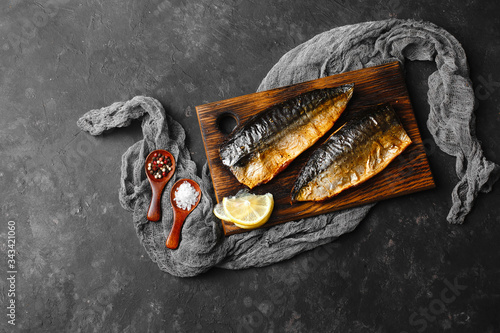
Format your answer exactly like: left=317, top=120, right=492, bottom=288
left=196, top=62, right=435, bottom=235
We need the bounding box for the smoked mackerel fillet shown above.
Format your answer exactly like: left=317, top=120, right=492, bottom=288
left=220, top=84, right=354, bottom=189
left=291, top=103, right=412, bottom=201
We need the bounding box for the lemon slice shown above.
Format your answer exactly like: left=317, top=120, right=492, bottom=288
left=213, top=202, right=231, bottom=221
left=213, top=191, right=274, bottom=229
left=223, top=192, right=274, bottom=228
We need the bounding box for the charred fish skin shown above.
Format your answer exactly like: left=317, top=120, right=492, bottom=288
left=291, top=103, right=412, bottom=202
left=219, top=84, right=355, bottom=189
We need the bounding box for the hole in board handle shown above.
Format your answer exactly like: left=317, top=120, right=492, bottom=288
left=217, top=112, right=239, bottom=135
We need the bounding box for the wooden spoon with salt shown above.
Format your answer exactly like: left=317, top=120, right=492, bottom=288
left=166, top=179, right=201, bottom=249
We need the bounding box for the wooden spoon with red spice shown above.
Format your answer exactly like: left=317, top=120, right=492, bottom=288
left=145, top=149, right=176, bottom=222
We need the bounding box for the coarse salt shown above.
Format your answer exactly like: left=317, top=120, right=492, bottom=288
left=173, top=181, right=199, bottom=210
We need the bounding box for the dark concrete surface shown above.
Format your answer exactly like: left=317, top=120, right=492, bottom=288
left=1, top=0, right=499, bottom=332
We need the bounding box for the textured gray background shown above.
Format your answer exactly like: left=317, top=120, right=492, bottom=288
left=1, top=0, right=499, bottom=332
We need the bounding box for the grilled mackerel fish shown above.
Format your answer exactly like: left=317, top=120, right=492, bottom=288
left=220, top=84, right=355, bottom=189
left=291, top=103, right=412, bottom=202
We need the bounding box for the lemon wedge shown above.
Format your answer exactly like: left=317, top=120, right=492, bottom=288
left=213, top=191, right=274, bottom=229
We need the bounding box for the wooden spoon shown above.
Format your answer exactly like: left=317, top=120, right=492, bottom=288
left=145, top=149, right=176, bottom=222
left=166, top=179, right=201, bottom=249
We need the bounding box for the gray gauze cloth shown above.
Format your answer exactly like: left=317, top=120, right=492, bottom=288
left=77, top=19, right=499, bottom=277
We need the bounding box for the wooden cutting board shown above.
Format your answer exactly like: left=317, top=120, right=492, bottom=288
left=196, top=61, right=434, bottom=235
